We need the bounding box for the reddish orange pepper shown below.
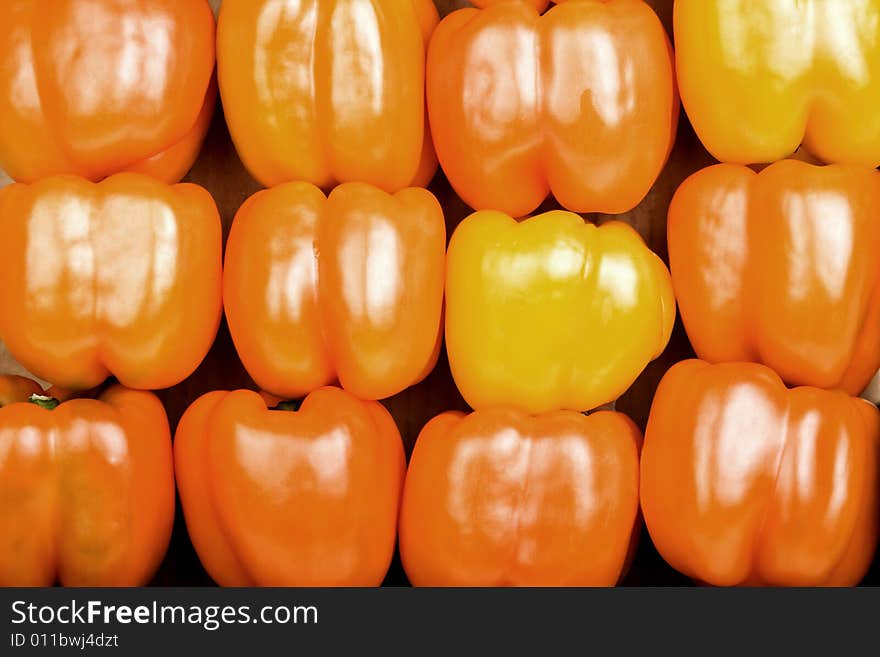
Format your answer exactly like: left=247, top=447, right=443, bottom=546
left=217, top=0, right=438, bottom=191
left=0, top=375, right=174, bottom=586
left=174, top=387, right=405, bottom=586
left=0, top=0, right=216, bottom=183
left=427, top=0, right=678, bottom=216
left=641, top=360, right=879, bottom=587
left=400, top=407, right=641, bottom=586
left=0, top=174, right=223, bottom=390
left=224, top=181, right=445, bottom=401
left=669, top=160, right=880, bottom=394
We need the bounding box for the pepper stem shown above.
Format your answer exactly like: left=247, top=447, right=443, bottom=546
left=29, top=394, right=60, bottom=410
left=271, top=399, right=302, bottom=412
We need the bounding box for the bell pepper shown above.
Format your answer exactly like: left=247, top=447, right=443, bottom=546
left=641, top=360, right=879, bottom=587
left=669, top=160, right=880, bottom=394
left=0, top=173, right=223, bottom=391
left=0, top=376, right=174, bottom=586
left=471, top=0, right=551, bottom=9
left=0, top=374, right=42, bottom=406
left=217, top=0, right=438, bottom=191
left=174, top=387, right=405, bottom=586
left=676, top=0, right=880, bottom=166
left=399, top=407, right=641, bottom=586
left=470, top=1, right=603, bottom=12
left=427, top=0, right=678, bottom=217
left=0, top=0, right=216, bottom=183
left=446, top=210, right=675, bottom=414
left=224, top=181, right=445, bottom=401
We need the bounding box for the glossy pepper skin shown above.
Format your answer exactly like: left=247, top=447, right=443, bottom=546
left=446, top=210, right=675, bottom=414
left=217, top=0, right=438, bottom=191
left=427, top=0, right=678, bottom=217
left=676, top=0, right=880, bottom=166
left=224, top=181, right=445, bottom=401
left=0, top=0, right=216, bottom=183
left=0, top=174, right=223, bottom=391
left=669, top=160, right=880, bottom=395
left=0, top=375, right=42, bottom=406
left=469, top=2, right=600, bottom=14
left=400, top=407, right=641, bottom=586
left=0, top=376, right=175, bottom=586
left=471, top=0, right=550, bottom=9
left=642, top=360, right=879, bottom=587
left=174, top=387, right=405, bottom=586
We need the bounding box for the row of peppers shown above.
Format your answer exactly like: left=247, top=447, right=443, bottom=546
left=1, top=0, right=879, bottom=587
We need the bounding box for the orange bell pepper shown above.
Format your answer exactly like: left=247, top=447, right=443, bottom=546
left=471, top=0, right=551, bottom=9
left=399, top=407, right=641, bottom=586
left=224, top=181, right=445, bottom=401
left=470, top=1, right=595, bottom=11
left=641, top=360, right=879, bottom=587
left=446, top=210, right=675, bottom=414
left=0, top=374, right=42, bottom=406
left=0, top=375, right=174, bottom=586
left=427, top=0, right=678, bottom=217
left=676, top=0, right=880, bottom=166
left=174, top=387, right=405, bottom=586
left=0, top=0, right=216, bottom=183
left=669, top=160, right=880, bottom=394
left=217, top=0, right=438, bottom=191
left=0, top=174, right=223, bottom=391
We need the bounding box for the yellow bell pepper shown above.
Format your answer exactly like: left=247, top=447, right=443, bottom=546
left=676, top=0, right=880, bottom=166
left=446, top=211, right=675, bottom=414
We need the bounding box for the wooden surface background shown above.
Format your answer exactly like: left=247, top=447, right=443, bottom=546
left=2, top=0, right=874, bottom=586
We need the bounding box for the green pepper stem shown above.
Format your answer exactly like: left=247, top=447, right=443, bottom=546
left=271, top=399, right=302, bottom=412
left=29, top=394, right=60, bottom=410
